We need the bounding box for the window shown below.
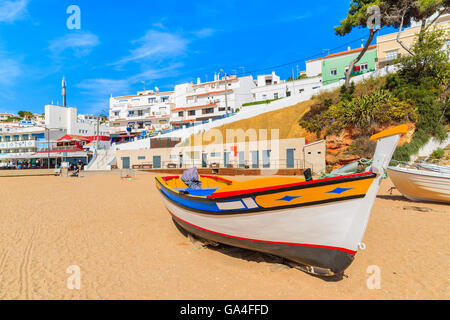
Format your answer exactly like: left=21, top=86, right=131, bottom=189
left=178, top=111, right=184, bottom=117
left=113, top=111, right=119, bottom=117
left=330, top=68, right=337, bottom=76
left=274, top=93, right=279, bottom=99
left=361, top=63, right=368, bottom=71
left=262, top=94, right=267, bottom=100
left=386, top=50, right=398, bottom=61
left=202, top=108, right=214, bottom=115
left=138, top=156, right=146, bottom=160
left=188, top=110, right=196, bottom=116
left=148, top=97, right=156, bottom=104
left=210, top=152, right=221, bottom=157
left=161, top=96, right=169, bottom=102
left=128, top=111, right=134, bottom=116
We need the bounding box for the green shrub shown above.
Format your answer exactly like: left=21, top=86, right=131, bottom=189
left=300, top=89, right=417, bottom=136
left=429, top=148, right=445, bottom=160
left=242, top=98, right=280, bottom=107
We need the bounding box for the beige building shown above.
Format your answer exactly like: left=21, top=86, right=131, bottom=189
left=0, top=113, right=16, bottom=121
left=376, top=14, right=449, bottom=68
left=115, top=137, right=326, bottom=173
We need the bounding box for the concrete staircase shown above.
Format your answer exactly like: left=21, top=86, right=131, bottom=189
left=85, top=145, right=117, bottom=171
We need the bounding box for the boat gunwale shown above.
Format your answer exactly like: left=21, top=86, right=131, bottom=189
left=387, top=166, right=450, bottom=179
left=156, top=171, right=377, bottom=203
left=207, top=171, right=376, bottom=200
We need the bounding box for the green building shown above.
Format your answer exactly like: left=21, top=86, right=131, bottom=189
left=314, top=45, right=378, bottom=86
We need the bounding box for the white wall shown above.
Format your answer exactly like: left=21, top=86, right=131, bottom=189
left=251, top=77, right=322, bottom=101
left=306, top=59, right=322, bottom=77
left=45, top=105, right=109, bottom=136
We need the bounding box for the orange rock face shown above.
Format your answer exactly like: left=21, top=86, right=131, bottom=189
left=324, top=123, right=415, bottom=170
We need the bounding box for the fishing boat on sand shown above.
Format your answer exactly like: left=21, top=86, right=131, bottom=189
left=155, top=125, right=408, bottom=276
left=386, top=165, right=450, bottom=204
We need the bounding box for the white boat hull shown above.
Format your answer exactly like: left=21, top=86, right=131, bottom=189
left=387, top=167, right=450, bottom=204
left=162, top=177, right=382, bottom=274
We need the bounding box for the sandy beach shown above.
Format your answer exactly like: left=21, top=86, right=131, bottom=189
left=0, top=172, right=448, bottom=300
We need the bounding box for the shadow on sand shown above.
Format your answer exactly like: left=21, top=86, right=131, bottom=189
left=172, top=218, right=346, bottom=282
left=376, top=194, right=410, bottom=202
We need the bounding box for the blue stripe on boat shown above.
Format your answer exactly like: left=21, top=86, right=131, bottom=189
left=160, top=184, right=254, bottom=212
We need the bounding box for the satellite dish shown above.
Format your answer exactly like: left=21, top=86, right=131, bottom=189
left=155, top=87, right=159, bottom=93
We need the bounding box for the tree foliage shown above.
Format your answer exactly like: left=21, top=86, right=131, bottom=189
left=17, top=111, right=33, bottom=119
left=335, top=0, right=448, bottom=87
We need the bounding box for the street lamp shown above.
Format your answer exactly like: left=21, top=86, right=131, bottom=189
left=43, top=126, right=60, bottom=169
left=44, top=126, right=51, bottom=169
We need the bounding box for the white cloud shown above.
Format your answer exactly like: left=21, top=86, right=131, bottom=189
left=0, top=52, right=22, bottom=86
left=192, top=28, right=216, bottom=38
left=49, top=31, right=100, bottom=57
left=0, top=0, right=28, bottom=23
left=111, top=30, right=188, bottom=66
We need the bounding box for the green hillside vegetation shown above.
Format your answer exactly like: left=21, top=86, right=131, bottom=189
left=299, top=28, right=450, bottom=162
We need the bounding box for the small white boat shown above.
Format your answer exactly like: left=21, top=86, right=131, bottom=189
left=386, top=166, right=450, bottom=204
left=417, top=162, right=450, bottom=175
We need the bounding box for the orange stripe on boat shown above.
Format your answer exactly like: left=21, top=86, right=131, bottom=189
left=208, top=172, right=375, bottom=199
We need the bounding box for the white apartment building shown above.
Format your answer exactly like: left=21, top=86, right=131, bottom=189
left=255, top=72, right=281, bottom=87
left=45, top=104, right=109, bottom=136
left=251, top=74, right=322, bottom=101
left=109, top=90, right=173, bottom=138
left=171, top=75, right=255, bottom=128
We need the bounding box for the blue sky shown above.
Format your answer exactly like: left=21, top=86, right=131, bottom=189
left=0, top=0, right=394, bottom=115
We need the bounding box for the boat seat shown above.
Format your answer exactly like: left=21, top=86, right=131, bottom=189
left=178, top=188, right=218, bottom=197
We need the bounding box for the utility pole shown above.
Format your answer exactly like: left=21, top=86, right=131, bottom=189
left=291, top=68, right=296, bottom=96
left=220, top=69, right=229, bottom=116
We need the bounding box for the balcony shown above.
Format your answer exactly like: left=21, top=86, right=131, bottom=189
left=0, top=140, right=38, bottom=149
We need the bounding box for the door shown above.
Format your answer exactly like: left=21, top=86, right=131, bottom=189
left=224, top=152, right=230, bottom=168
left=238, top=152, right=245, bottom=168
left=122, top=157, right=130, bottom=169
left=202, top=153, right=207, bottom=168
left=286, top=149, right=295, bottom=169
left=153, top=156, right=161, bottom=169
left=251, top=151, right=259, bottom=169
left=263, top=150, right=270, bottom=168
